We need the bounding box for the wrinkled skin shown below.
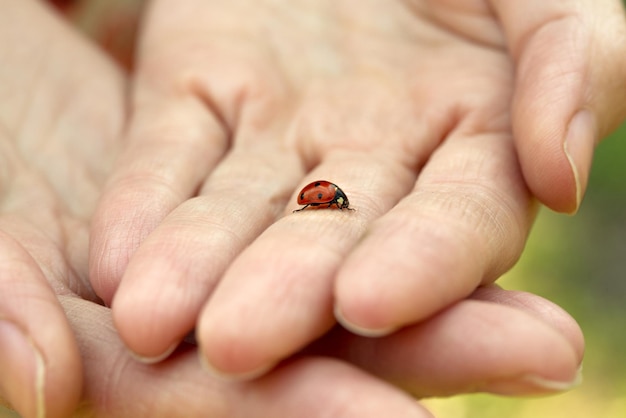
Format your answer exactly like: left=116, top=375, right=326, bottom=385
left=90, top=0, right=625, bottom=378
left=4, top=0, right=625, bottom=416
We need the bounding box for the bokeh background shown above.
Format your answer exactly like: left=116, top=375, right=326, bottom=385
left=2, top=1, right=624, bottom=417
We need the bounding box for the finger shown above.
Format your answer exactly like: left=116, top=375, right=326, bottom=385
left=233, top=356, right=434, bottom=418
left=88, top=0, right=293, bottom=305
left=195, top=72, right=453, bottom=378
left=89, top=91, right=228, bottom=305
left=335, top=128, right=534, bottom=335
left=111, top=145, right=302, bottom=360
left=197, top=150, right=417, bottom=378
left=63, top=298, right=432, bottom=418
left=311, top=288, right=583, bottom=397
left=470, top=285, right=585, bottom=360
left=491, top=0, right=626, bottom=212
left=0, top=232, right=81, bottom=418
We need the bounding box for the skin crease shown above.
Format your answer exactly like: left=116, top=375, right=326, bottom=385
left=90, top=0, right=626, bottom=380
left=0, top=1, right=588, bottom=417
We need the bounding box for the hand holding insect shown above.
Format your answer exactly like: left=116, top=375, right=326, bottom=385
left=89, top=0, right=625, bottom=388
left=0, top=2, right=600, bottom=417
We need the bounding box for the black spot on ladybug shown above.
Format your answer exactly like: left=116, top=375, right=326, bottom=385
left=300, top=192, right=305, bottom=200
left=317, top=193, right=323, bottom=199
left=314, top=182, right=321, bottom=187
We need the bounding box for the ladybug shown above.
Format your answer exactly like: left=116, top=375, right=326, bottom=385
left=293, top=180, right=354, bottom=212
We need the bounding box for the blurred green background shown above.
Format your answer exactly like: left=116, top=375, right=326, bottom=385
left=424, top=122, right=626, bottom=417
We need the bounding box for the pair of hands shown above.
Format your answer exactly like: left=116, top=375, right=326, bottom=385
left=2, top=0, right=625, bottom=417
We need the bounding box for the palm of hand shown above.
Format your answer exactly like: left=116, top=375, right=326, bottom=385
left=0, top=2, right=585, bottom=417
left=96, top=0, right=532, bottom=376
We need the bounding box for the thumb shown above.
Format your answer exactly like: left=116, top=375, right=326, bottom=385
left=0, top=232, right=82, bottom=418
left=492, top=0, right=626, bottom=213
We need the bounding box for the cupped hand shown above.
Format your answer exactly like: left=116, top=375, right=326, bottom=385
left=0, top=2, right=589, bottom=417
left=89, top=0, right=624, bottom=378
left=0, top=2, right=431, bottom=417
left=0, top=1, right=124, bottom=416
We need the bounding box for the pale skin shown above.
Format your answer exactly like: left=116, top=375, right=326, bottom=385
left=89, top=0, right=626, bottom=378
left=0, top=1, right=589, bottom=417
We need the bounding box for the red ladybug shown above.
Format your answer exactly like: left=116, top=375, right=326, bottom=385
left=293, top=180, right=354, bottom=212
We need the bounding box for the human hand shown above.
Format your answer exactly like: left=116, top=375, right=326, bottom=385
left=89, top=0, right=623, bottom=378
left=0, top=2, right=587, bottom=417
left=0, top=1, right=124, bottom=416
left=0, top=2, right=430, bottom=417
left=71, top=286, right=583, bottom=418
left=486, top=0, right=626, bottom=212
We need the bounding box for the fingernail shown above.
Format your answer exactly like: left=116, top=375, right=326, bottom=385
left=129, top=341, right=178, bottom=364
left=0, top=320, right=46, bottom=418
left=198, top=351, right=275, bottom=382
left=484, top=366, right=583, bottom=395
left=334, top=305, right=397, bottom=338
left=564, top=109, right=597, bottom=214
left=522, top=366, right=583, bottom=392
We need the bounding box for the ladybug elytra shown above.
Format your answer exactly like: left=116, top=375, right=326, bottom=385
left=293, top=180, right=354, bottom=212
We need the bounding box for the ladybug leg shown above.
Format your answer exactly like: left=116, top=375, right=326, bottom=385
left=338, top=202, right=355, bottom=211
left=334, top=201, right=350, bottom=210
left=293, top=204, right=311, bottom=213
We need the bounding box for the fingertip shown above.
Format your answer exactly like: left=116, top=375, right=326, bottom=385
left=562, top=109, right=597, bottom=213
left=515, top=116, right=584, bottom=215
left=109, top=235, right=214, bottom=363
left=480, top=368, right=583, bottom=396
left=508, top=12, right=594, bottom=213
left=0, top=322, right=81, bottom=418
left=334, top=300, right=398, bottom=338
left=196, top=306, right=281, bottom=381
left=111, top=289, right=181, bottom=361
left=333, top=235, right=409, bottom=336
left=89, top=184, right=175, bottom=304
left=334, top=215, right=478, bottom=338
left=471, top=286, right=585, bottom=362
left=0, top=237, right=82, bottom=418
left=198, top=349, right=276, bottom=382
left=197, top=337, right=269, bottom=381
left=34, top=316, right=83, bottom=418
left=128, top=341, right=179, bottom=365
left=0, top=320, right=46, bottom=418
left=336, top=299, right=582, bottom=398
left=521, top=109, right=597, bottom=215
left=195, top=310, right=262, bottom=379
